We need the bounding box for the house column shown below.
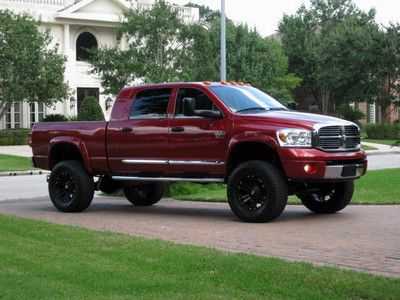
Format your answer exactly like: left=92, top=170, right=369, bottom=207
left=63, top=24, right=71, bottom=116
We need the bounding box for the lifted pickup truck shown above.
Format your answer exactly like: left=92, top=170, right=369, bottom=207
left=30, top=82, right=367, bottom=222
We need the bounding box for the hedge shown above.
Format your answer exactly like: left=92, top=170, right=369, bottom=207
left=42, top=114, right=68, bottom=122
left=364, top=123, right=400, bottom=139
left=0, top=128, right=30, bottom=145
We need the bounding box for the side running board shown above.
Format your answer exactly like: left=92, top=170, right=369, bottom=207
left=111, top=176, right=224, bottom=183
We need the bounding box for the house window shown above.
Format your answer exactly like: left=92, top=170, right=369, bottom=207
left=29, top=103, right=45, bottom=127
left=5, top=103, right=22, bottom=129
left=76, top=32, right=98, bottom=61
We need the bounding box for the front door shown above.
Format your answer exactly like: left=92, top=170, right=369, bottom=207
left=168, top=87, right=230, bottom=176
left=107, top=87, right=172, bottom=174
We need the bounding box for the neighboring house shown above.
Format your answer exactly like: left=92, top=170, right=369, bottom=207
left=0, top=0, right=199, bottom=129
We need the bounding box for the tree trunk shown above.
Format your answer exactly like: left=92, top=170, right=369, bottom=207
left=321, top=90, right=330, bottom=115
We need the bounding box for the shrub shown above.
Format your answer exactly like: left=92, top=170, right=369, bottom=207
left=364, top=123, right=400, bottom=139
left=77, top=96, right=105, bottom=121
left=0, top=128, right=30, bottom=145
left=164, top=183, right=225, bottom=197
left=68, top=115, right=78, bottom=121
left=338, top=104, right=365, bottom=124
left=41, top=114, right=68, bottom=122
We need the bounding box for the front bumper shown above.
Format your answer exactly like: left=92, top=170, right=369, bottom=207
left=278, top=148, right=367, bottom=181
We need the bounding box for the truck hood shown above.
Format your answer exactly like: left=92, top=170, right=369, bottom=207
left=238, top=110, right=355, bottom=130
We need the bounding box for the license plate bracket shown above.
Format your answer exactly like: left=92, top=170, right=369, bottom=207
left=341, top=165, right=357, bottom=177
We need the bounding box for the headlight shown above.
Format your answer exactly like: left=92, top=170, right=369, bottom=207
left=276, top=128, right=312, bottom=148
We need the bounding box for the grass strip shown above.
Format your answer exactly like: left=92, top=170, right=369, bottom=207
left=0, top=214, right=399, bottom=299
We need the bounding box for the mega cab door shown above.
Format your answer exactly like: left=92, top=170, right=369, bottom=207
left=168, top=87, right=230, bottom=176
left=107, top=88, right=172, bottom=174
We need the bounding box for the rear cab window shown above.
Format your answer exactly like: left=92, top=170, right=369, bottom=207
left=129, top=88, right=172, bottom=119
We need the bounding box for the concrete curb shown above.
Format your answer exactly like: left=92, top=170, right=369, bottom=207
left=0, top=170, right=50, bottom=177
left=365, top=150, right=400, bottom=156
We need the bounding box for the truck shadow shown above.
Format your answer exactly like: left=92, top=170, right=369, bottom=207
left=79, top=198, right=351, bottom=224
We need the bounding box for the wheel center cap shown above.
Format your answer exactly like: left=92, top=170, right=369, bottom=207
left=250, top=186, right=261, bottom=198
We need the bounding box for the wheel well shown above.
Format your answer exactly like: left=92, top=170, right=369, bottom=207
left=227, top=142, right=282, bottom=175
left=49, top=143, right=84, bottom=170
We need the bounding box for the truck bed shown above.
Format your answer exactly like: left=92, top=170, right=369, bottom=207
left=31, top=121, right=109, bottom=173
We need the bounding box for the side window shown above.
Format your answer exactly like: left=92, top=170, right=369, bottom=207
left=129, top=88, right=172, bottom=119
left=175, top=88, right=219, bottom=118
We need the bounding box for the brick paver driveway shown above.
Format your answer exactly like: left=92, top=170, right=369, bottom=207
left=1, top=197, right=399, bottom=278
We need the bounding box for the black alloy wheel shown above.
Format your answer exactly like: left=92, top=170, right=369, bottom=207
left=227, top=160, right=288, bottom=222
left=48, top=160, right=94, bottom=212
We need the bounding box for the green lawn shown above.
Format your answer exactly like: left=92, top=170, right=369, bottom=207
left=0, top=154, right=34, bottom=172
left=0, top=215, right=399, bottom=299
left=168, top=168, right=400, bottom=205
left=363, top=139, right=400, bottom=146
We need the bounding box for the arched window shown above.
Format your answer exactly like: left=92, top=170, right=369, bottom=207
left=76, top=32, right=98, bottom=61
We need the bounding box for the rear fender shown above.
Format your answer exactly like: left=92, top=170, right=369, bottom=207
left=48, top=136, right=93, bottom=173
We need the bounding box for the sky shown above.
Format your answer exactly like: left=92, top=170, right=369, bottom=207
left=169, top=0, right=400, bottom=37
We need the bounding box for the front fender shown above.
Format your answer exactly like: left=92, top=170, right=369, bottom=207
left=228, top=132, right=279, bottom=153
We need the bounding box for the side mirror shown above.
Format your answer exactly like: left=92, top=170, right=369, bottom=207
left=183, top=97, right=196, bottom=116
left=287, top=102, right=297, bottom=110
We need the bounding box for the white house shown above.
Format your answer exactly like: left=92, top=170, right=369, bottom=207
left=0, top=0, right=199, bottom=129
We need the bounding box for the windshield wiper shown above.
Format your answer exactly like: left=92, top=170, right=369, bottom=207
left=269, top=107, right=288, bottom=111
left=235, top=107, right=268, bottom=114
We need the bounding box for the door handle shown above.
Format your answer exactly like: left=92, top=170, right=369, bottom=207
left=171, top=127, right=185, bottom=133
left=121, top=127, right=133, bottom=133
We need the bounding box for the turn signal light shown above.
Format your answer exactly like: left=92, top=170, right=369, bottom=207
left=304, top=163, right=317, bottom=175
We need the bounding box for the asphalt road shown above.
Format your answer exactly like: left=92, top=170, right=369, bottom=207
left=0, top=197, right=399, bottom=278
left=367, top=153, right=400, bottom=170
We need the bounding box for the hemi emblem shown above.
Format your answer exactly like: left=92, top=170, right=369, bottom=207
left=214, top=131, right=226, bottom=138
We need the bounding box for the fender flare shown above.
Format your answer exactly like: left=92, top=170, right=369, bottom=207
left=228, top=133, right=279, bottom=155
left=48, top=136, right=93, bottom=173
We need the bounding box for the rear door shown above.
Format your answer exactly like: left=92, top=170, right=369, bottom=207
left=107, top=87, right=172, bottom=174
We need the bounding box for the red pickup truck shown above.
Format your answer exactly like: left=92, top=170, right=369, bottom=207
left=30, top=82, right=367, bottom=222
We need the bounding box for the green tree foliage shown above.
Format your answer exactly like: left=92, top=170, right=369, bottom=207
left=90, top=1, right=300, bottom=103
left=278, top=0, right=387, bottom=114
left=338, top=104, right=365, bottom=124
left=184, top=19, right=301, bottom=103
left=89, top=0, right=192, bottom=95
left=0, top=10, right=68, bottom=120
left=77, top=96, right=105, bottom=121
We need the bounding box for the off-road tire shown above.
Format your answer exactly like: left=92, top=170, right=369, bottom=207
left=227, top=160, right=288, bottom=222
left=48, top=160, right=94, bottom=212
left=123, top=183, right=165, bottom=206
left=298, top=181, right=354, bottom=214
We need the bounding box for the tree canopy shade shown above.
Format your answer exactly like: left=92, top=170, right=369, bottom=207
left=279, top=0, right=400, bottom=117
left=0, top=10, right=68, bottom=120
left=89, top=0, right=300, bottom=104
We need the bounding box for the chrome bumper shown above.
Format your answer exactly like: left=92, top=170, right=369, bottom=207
left=323, top=164, right=365, bottom=179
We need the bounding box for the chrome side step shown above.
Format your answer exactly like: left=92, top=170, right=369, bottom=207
left=111, top=176, right=225, bottom=183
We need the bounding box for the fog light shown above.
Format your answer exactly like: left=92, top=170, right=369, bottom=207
left=304, top=163, right=317, bottom=174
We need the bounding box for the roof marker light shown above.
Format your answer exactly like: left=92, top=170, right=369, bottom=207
left=220, top=81, right=228, bottom=85
left=203, top=81, right=212, bottom=85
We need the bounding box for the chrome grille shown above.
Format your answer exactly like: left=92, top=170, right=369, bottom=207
left=316, top=125, right=360, bottom=151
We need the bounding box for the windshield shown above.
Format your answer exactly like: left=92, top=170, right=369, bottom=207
left=208, top=86, right=287, bottom=113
